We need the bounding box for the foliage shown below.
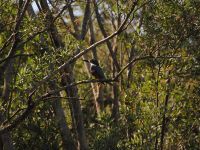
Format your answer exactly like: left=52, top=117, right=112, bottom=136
left=0, top=0, right=199, bottom=149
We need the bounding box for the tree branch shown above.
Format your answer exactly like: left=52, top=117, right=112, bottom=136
left=5, top=0, right=31, bottom=58
left=81, top=0, right=91, bottom=39
left=0, top=54, right=34, bottom=64
left=31, top=5, right=136, bottom=90
left=67, top=1, right=79, bottom=35
left=94, top=0, right=121, bottom=71
left=0, top=54, right=180, bottom=134
left=0, top=89, right=36, bottom=135
left=160, top=71, right=171, bottom=150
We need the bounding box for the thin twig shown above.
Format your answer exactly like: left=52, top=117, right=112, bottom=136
left=42, top=96, right=85, bottom=101
left=0, top=53, right=180, bottom=135
left=30, top=5, right=136, bottom=90
left=0, top=54, right=34, bottom=64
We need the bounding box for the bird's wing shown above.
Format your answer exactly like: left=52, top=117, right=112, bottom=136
left=90, top=65, right=106, bottom=80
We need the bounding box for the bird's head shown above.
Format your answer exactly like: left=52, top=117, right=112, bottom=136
left=90, top=59, right=100, bottom=66
left=83, top=59, right=100, bottom=66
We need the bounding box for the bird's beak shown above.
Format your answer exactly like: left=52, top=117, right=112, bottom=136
left=83, top=59, right=89, bottom=63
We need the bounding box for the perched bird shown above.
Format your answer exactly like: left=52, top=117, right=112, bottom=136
left=83, top=59, right=106, bottom=82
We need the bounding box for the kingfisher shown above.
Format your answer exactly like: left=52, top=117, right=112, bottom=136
left=83, top=59, right=106, bottom=83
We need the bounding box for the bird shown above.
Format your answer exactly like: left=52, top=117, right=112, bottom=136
left=83, top=59, right=106, bottom=83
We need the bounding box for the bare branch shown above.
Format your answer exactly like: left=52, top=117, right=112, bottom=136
left=52, top=3, right=69, bottom=23
left=67, top=2, right=79, bottom=35
left=8, top=0, right=31, bottom=55
left=0, top=6, right=139, bottom=134
left=114, top=54, right=181, bottom=80
left=0, top=89, right=36, bottom=135
left=94, top=0, right=121, bottom=71
left=0, top=0, right=31, bottom=56
left=0, top=54, right=34, bottom=64
left=31, top=5, right=136, bottom=90
left=17, top=29, right=48, bottom=48
left=42, top=96, right=85, bottom=101
left=1, top=0, right=31, bottom=71
left=0, top=1, right=67, bottom=57
left=0, top=78, right=112, bottom=134
left=0, top=53, right=181, bottom=135
left=81, top=0, right=91, bottom=39
left=0, top=34, right=14, bottom=54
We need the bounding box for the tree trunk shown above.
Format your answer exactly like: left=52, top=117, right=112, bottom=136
left=62, top=69, right=88, bottom=150
left=0, top=1, right=31, bottom=148
left=94, top=1, right=121, bottom=121
left=49, top=80, right=76, bottom=150
left=94, top=1, right=120, bottom=71
left=67, top=0, right=103, bottom=117
left=37, top=1, right=85, bottom=149
left=160, top=71, right=171, bottom=150
left=0, top=113, right=14, bottom=150
left=111, top=64, right=120, bottom=122
left=1, top=33, right=15, bottom=150
left=89, top=18, right=104, bottom=115
left=127, top=44, right=135, bottom=88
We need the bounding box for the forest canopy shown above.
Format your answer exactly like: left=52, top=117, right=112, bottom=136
left=0, top=0, right=199, bottom=149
